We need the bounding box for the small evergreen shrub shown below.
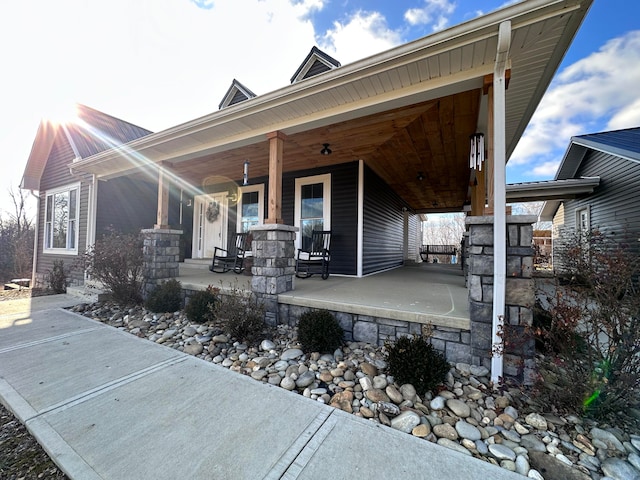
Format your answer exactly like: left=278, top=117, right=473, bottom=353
left=385, top=335, right=450, bottom=395
left=185, top=286, right=217, bottom=324
left=213, top=282, right=264, bottom=341
left=145, top=279, right=183, bottom=313
left=47, top=259, right=67, bottom=294
left=297, top=310, right=343, bottom=353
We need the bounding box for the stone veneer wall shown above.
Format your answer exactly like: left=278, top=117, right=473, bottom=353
left=250, top=225, right=297, bottom=326
left=142, top=229, right=182, bottom=298
left=465, top=215, right=536, bottom=384
left=277, top=304, right=472, bottom=364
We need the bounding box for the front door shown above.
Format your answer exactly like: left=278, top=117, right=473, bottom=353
left=193, top=193, right=227, bottom=258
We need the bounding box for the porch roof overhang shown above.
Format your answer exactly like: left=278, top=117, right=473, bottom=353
left=70, top=0, right=593, bottom=214
left=507, top=176, right=601, bottom=203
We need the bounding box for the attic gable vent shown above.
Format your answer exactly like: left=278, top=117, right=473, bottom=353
left=290, top=46, right=341, bottom=84
left=219, top=79, right=257, bottom=109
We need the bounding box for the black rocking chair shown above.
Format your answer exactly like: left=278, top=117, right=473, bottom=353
left=296, top=230, right=331, bottom=279
left=210, top=232, right=250, bottom=274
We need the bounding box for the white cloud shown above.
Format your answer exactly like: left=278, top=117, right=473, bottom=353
left=320, top=11, right=402, bottom=63
left=511, top=31, right=640, bottom=171
left=404, top=0, right=455, bottom=32
left=531, top=161, right=561, bottom=178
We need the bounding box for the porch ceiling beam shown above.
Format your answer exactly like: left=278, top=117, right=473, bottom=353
left=266, top=131, right=286, bottom=224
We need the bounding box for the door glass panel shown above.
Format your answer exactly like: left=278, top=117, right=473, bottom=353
left=241, top=191, right=259, bottom=232
left=301, top=183, right=323, bottom=250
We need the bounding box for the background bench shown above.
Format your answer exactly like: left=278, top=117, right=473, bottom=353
left=420, top=244, right=458, bottom=263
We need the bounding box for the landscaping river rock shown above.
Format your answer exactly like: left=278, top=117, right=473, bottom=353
left=70, top=302, right=640, bottom=480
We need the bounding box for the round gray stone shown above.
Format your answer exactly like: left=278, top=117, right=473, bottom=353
left=524, top=413, right=548, bottom=430
left=280, top=376, right=296, bottom=390
left=489, top=444, right=516, bottom=461
left=433, top=423, right=458, bottom=440
left=437, top=438, right=472, bottom=456
left=261, top=339, right=276, bottom=351
left=447, top=398, right=471, bottom=418
left=281, top=348, right=304, bottom=361
left=390, top=410, right=421, bottom=433
left=455, top=420, right=481, bottom=441
left=430, top=396, right=446, bottom=410
left=601, top=458, right=640, bottom=480
left=295, top=371, right=316, bottom=388
left=516, top=455, right=530, bottom=475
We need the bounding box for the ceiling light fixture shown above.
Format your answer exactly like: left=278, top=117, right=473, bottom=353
left=320, top=143, right=332, bottom=155
left=417, top=172, right=425, bottom=181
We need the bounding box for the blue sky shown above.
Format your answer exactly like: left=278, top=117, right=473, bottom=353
left=1, top=0, right=639, bottom=215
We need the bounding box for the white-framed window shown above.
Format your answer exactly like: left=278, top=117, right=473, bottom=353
left=295, top=174, right=331, bottom=250
left=236, top=184, right=264, bottom=233
left=44, top=183, right=80, bottom=255
left=577, top=206, right=590, bottom=235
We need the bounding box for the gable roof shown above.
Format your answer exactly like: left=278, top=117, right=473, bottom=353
left=69, top=0, right=593, bottom=213
left=219, top=79, right=257, bottom=109
left=21, top=104, right=151, bottom=191
left=555, top=127, right=640, bottom=180
left=540, top=127, right=640, bottom=220
left=290, top=46, right=341, bottom=83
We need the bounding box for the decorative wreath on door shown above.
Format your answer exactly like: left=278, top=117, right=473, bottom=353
left=206, top=201, right=220, bottom=222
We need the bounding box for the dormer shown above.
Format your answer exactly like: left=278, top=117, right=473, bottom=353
left=219, top=79, right=257, bottom=109
left=290, top=46, right=341, bottom=84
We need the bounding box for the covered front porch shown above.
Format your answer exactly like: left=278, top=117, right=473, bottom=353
left=178, top=261, right=472, bottom=362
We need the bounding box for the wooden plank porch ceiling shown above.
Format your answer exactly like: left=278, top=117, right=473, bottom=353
left=169, top=88, right=481, bottom=214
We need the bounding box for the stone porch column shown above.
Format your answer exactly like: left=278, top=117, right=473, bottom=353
left=250, top=224, right=297, bottom=326
left=142, top=228, right=183, bottom=298
left=465, top=215, right=536, bottom=384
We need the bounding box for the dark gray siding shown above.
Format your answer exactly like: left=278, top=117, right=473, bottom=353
left=362, top=165, right=406, bottom=274
left=561, top=150, right=640, bottom=243
left=37, top=134, right=87, bottom=285
left=96, top=177, right=157, bottom=235
left=282, top=162, right=359, bottom=275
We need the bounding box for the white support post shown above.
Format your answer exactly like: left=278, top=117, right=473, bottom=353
left=491, top=21, right=511, bottom=384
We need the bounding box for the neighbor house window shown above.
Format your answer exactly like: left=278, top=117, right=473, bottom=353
left=577, top=207, right=590, bottom=235
left=295, top=174, right=331, bottom=251
left=236, top=184, right=264, bottom=233
left=44, top=183, right=80, bottom=254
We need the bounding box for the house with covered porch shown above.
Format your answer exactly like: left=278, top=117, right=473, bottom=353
left=23, top=0, right=594, bottom=383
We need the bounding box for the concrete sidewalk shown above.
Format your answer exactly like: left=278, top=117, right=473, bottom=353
left=0, top=295, right=521, bottom=479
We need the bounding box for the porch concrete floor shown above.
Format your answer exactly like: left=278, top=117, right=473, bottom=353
left=179, top=263, right=470, bottom=330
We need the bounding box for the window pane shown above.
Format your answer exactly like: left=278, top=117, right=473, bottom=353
left=69, top=189, right=77, bottom=220
left=301, top=183, right=323, bottom=219
left=45, top=222, right=52, bottom=249
left=68, top=220, right=76, bottom=249
left=53, top=191, right=69, bottom=248
left=301, top=219, right=323, bottom=250
left=46, top=195, right=53, bottom=222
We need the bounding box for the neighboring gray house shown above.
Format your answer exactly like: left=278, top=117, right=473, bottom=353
left=541, top=127, right=640, bottom=266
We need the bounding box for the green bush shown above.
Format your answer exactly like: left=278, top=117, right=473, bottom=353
left=385, top=335, right=450, bottom=395
left=185, top=286, right=217, bottom=324
left=145, top=279, right=183, bottom=313
left=297, top=310, right=343, bottom=353
left=213, top=282, right=264, bottom=341
left=83, top=230, right=144, bottom=305
left=47, top=259, right=67, bottom=294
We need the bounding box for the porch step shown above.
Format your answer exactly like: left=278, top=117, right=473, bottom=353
left=180, top=259, right=212, bottom=272
left=67, top=280, right=109, bottom=303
